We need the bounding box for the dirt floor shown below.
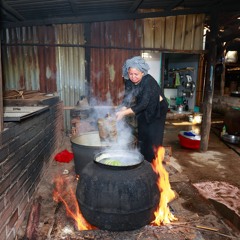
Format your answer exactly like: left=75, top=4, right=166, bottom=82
left=16, top=113, right=240, bottom=240
left=164, top=116, right=240, bottom=189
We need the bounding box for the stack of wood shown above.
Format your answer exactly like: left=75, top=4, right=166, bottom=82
left=4, top=90, right=44, bottom=99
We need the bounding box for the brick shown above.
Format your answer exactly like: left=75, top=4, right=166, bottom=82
left=8, top=137, right=21, bottom=155
left=5, top=182, right=19, bottom=206
left=18, top=193, right=29, bottom=216
left=33, top=143, right=45, bottom=157
left=18, top=155, right=30, bottom=172
left=18, top=133, right=31, bottom=146
left=6, top=229, right=15, bottom=240
left=28, top=161, right=43, bottom=184
left=0, top=127, right=14, bottom=146
left=22, top=178, right=33, bottom=197
left=17, top=170, right=28, bottom=190
left=0, top=204, right=12, bottom=227
left=14, top=209, right=26, bottom=232
left=28, top=179, right=39, bottom=197
left=11, top=188, right=24, bottom=214
left=12, top=122, right=27, bottom=137
left=8, top=209, right=18, bottom=229
left=0, top=165, right=3, bottom=180
left=0, top=196, right=4, bottom=212
left=0, top=175, right=11, bottom=196
left=2, top=152, right=20, bottom=175
left=9, top=162, right=24, bottom=183
left=24, top=140, right=37, bottom=155
left=0, top=226, right=7, bottom=240
left=0, top=144, right=9, bottom=163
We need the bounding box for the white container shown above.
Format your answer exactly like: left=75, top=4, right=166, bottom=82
left=225, top=51, right=238, bottom=63
left=188, top=114, right=202, bottom=124
left=177, top=105, right=183, bottom=112
left=188, top=115, right=193, bottom=122
left=195, top=114, right=202, bottom=124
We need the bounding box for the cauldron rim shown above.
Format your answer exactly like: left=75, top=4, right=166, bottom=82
left=93, top=149, right=144, bottom=169
left=71, top=131, right=136, bottom=147
left=70, top=131, right=111, bottom=147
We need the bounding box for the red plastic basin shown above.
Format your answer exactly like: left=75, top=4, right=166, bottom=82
left=178, top=132, right=200, bottom=149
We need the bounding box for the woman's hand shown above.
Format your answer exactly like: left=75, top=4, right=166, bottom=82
left=115, top=110, right=125, bottom=121
left=121, top=106, right=127, bottom=111
left=115, top=108, right=134, bottom=121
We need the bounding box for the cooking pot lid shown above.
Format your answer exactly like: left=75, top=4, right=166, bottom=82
left=94, top=149, right=144, bottom=168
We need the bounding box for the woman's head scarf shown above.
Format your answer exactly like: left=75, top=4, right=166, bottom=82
left=122, top=56, right=150, bottom=79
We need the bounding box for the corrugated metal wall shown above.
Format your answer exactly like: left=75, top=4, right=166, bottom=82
left=2, top=24, right=86, bottom=131
left=54, top=24, right=86, bottom=131
left=2, top=27, right=42, bottom=91
left=90, top=20, right=142, bottom=106
left=2, top=24, right=86, bottom=100
left=1, top=14, right=205, bottom=131
left=89, top=14, right=205, bottom=105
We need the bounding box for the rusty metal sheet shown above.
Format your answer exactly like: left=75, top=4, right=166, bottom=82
left=90, top=20, right=141, bottom=106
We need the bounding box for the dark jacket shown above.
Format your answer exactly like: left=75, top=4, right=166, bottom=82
left=122, top=74, right=168, bottom=123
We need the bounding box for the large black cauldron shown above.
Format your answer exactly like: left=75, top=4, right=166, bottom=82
left=76, top=150, right=160, bottom=231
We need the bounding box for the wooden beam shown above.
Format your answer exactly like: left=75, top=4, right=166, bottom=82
left=1, top=41, right=206, bottom=54
left=200, top=11, right=218, bottom=152
left=1, top=1, right=240, bottom=29
left=84, top=23, right=91, bottom=101
left=2, top=7, right=210, bottom=28
left=1, top=8, right=21, bottom=22
left=128, top=0, right=144, bottom=13
left=165, top=0, right=184, bottom=11
left=68, top=0, right=79, bottom=15
left=0, top=0, right=25, bottom=21
left=0, top=40, right=3, bottom=132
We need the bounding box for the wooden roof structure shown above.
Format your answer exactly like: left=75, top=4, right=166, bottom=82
left=1, top=0, right=240, bottom=44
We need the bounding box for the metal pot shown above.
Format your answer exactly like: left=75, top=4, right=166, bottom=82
left=71, top=131, right=136, bottom=175
left=221, top=134, right=240, bottom=144
left=230, top=91, right=240, bottom=98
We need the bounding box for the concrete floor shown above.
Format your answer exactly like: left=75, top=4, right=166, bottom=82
left=16, top=114, right=240, bottom=239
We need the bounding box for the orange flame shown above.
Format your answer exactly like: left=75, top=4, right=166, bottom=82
left=53, top=176, right=95, bottom=230
left=151, top=146, right=178, bottom=225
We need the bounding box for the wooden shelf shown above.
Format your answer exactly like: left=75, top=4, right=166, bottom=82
left=168, top=67, right=195, bottom=73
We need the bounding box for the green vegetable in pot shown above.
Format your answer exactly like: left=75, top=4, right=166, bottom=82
left=103, top=159, right=121, bottom=166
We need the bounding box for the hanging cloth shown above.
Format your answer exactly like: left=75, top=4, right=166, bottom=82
left=174, top=72, right=181, bottom=87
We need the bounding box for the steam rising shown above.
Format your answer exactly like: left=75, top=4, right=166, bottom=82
left=95, top=107, right=136, bottom=150
left=78, top=97, right=140, bottom=156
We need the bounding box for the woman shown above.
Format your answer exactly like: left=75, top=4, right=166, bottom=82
left=116, top=56, right=168, bottom=162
